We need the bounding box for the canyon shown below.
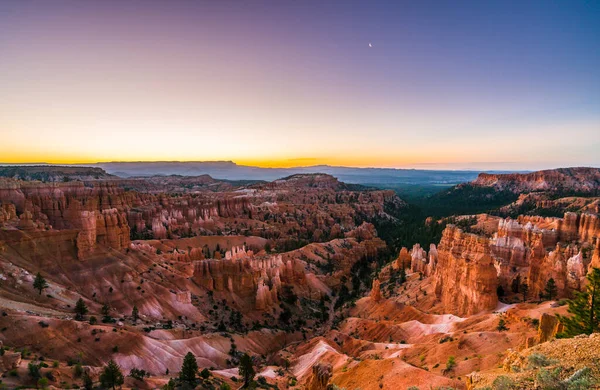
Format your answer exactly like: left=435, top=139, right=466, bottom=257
left=0, top=166, right=598, bottom=389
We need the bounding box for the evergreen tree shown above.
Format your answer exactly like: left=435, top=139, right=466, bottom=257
left=28, top=362, right=41, bottom=381
left=82, top=371, right=94, bottom=390
left=179, top=352, right=198, bottom=386
left=99, top=360, right=124, bottom=390
left=132, top=305, right=139, bottom=321
left=102, top=303, right=112, bottom=322
left=497, top=318, right=509, bottom=331
left=33, top=272, right=49, bottom=295
left=162, top=378, right=176, bottom=390
left=74, top=298, right=88, bottom=320
left=399, top=267, right=407, bottom=284
left=521, top=282, right=529, bottom=301
left=101, top=303, right=110, bottom=316
left=558, top=267, right=600, bottom=337
left=544, top=278, right=558, bottom=301
left=238, top=353, right=255, bottom=387
left=511, top=275, right=521, bottom=294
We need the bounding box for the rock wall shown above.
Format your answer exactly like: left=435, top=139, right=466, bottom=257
left=427, top=210, right=599, bottom=315
left=193, top=252, right=301, bottom=311
left=432, top=226, right=499, bottom=316
left=472, top=167, right=600, bottom=193
left=494, top=212, right=598, bottom=298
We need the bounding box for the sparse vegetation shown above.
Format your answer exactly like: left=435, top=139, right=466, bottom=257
left=497, top=318, right=509, bottom=332
left=558, top=267, right=600, bottom=337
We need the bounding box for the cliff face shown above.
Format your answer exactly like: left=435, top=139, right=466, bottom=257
left=432, top=226, right=498, bottom=316
left=427, top=209, right=599, bottom=316
left=472, top=167, right=600, bottom=193
left=494, top=213, right=598, bottom=298
left=0, top=180, right=132, bottom=259
left=193, top=247, right=301, bottom=311
left=0, top=179, right=257, bottom=258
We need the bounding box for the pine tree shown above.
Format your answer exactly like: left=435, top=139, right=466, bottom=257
left=99, top=360, right=124, bottom=390
left=74, top=298, right=88, bottom=321
left=544, top=278, right=558, bottom=301
left=521, top=282, right=529, bottom=301
left=238, top=353, right=255, bottom=387
left=497, top=318, right=508, bottom=331
left=399, top=267, right=407, bottom=284
left=82, top=371, right=94, bottom=390
left=511, top=275, right=521, bottom=294
left=179, top=352, right=198, bottom=385
left=102, top=303, right=112, bottom=322
left=132, top=305, right=139, bottom=321
left=33, top=272, right=49, bottom=295
left=558, top=267, right=600, bottom=337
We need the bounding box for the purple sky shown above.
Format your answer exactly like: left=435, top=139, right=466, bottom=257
left=1, top=1, right=599, bottom=169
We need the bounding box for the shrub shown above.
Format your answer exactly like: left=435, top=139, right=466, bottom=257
left=73, top=363, right=84, bottom=378
left=37, top=377, right=49, bottom=389
left=497, top=318, right=508, bottom=332
left=200, top=368, right=211, bottom=379
left=446, top=356, right=456, bottom=370
left=28, top=362, right=42, bottom=380
left=129, top=367, right=149, bottom=381
left=527, top=353, right=557, bottom=368
left=536, top=367, right=562, bottom=389
left=492, top=375, right=514, bottom=390
left=564, top=367, right=594, bottom=389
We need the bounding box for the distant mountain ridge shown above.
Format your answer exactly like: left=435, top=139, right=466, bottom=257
left=81, top=161, right=516, bottom=186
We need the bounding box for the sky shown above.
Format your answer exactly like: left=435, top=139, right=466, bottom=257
left=0, top=1, right=599, bottom=170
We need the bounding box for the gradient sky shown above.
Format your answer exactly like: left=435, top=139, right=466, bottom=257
left=1, top=1, right=599, bottom=170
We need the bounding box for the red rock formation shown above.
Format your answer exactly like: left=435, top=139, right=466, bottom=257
left=395, top=247, right=411, bottom=270
left=370, top=279, right=382, bottom=302
left=494, top=213, right=599, bottom=298
left=433, top=225, right=498, bottom=316
left=305, top=362, right=332, bottom=390
left=193, top=252, right=289, bottom=311
left=0, top=203, right=17, bottom=223
left=472, top=167, right=600, bottom=193
left=532, top=313, right=564, bottom=346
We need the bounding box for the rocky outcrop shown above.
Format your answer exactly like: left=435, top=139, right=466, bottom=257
left=433, top=225, right=498, bottom=316
left=0, top=203, right=17, bottom=223
left=370, top=279, right=382, bottom=302
left=193, top=252, right=292, bottom=311
left=305, top=362, right=333, bottom=390
left=536, top=313, right=564, bottom=344
left=395, top=247, right=411, bottom=270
